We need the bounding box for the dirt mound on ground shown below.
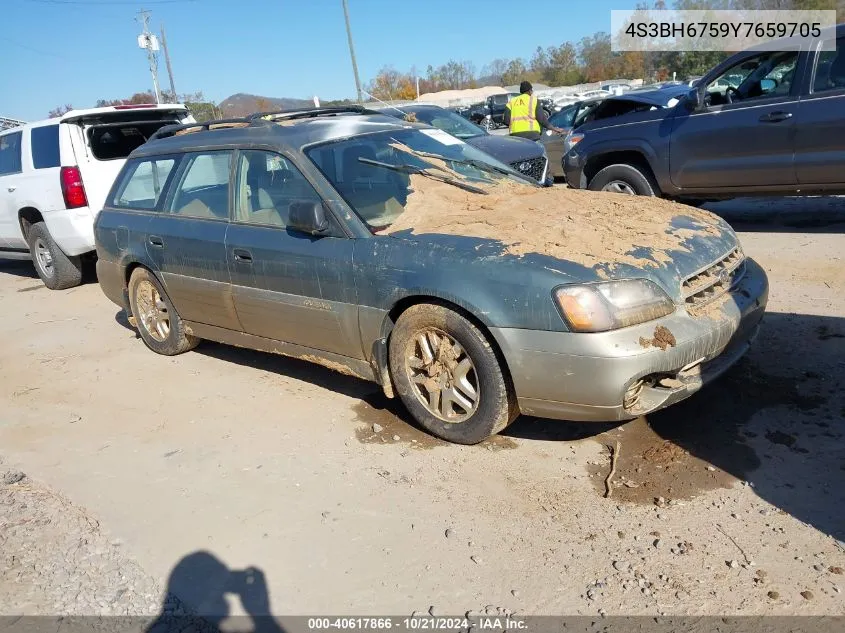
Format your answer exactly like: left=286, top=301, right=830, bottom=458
left=387, top=170, right=724, bottom=272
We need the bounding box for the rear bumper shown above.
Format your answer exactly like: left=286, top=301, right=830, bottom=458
left=44, top=207, right=96, bottom=256
left=490, top=258, right=768, bottom=421
left=96, top=259, right=128, bottom=310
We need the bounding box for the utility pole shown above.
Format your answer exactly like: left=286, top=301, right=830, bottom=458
left=160, top=24, right=177, bottom=103
left=341, top=0, right=363, bottom=103
left=135, top=9, right=161, bottom=104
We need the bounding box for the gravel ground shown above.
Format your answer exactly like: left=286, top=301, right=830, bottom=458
left=0, top=196, right=843, bottom=617
left=0, top=467, right=163, bottom=615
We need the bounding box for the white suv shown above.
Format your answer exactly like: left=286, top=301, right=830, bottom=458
left=0, top=104, right=194, bottom=289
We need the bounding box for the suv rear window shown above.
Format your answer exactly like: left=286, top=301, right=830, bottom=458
left=31, top=125, right=60, bottom=169
left=87, top=121, right=178, bottom=161
left=111, top=156, right=179, bottom=210
left=0, top=131, right=23, bottom=175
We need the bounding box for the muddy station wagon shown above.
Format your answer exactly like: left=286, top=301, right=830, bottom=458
left=94, top=107, right=768, bottom=444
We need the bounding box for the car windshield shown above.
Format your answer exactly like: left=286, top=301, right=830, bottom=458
left=399, top=108, right=485, bottom=139
left=491, top=94, right=515, bottom=105
left=552, top=101, right=602, bottom=129
left=549, top=105, right=577, bottom=128
left=306, top=128, right=531, bottom=232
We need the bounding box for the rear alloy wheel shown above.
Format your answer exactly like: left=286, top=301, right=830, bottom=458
left=128, top=267, right=199, bottom=356
left=588, top=163, right=658, bottom=197
left=389, top=304, right=517, bottom=444
left=27, top=221, right=83, bottom=290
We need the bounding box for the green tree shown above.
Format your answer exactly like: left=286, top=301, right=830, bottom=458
left=367, top=66, right=417, bottom=100
left=501, top=58, right=529, bottom=85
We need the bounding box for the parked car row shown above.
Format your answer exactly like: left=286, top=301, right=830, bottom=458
left=375, top=103, right=552, bottom=185
left=91, top=107, right=767, bottom=444
left=0, top=94, right=769, bottom=445
left=11, top=27, right=836, bottom=443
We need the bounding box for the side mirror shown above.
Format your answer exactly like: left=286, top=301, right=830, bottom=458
left=685, top=87, right=703, bottom=111
left=288, top=200, right=329, bottom=235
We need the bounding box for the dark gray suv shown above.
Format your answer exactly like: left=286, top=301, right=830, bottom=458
left=564, top=26, right=845, bottom=201
left=94, top=107, right=768, bottom=444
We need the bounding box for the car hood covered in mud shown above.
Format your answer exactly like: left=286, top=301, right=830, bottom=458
left=384, top=177, right=738, bottom=302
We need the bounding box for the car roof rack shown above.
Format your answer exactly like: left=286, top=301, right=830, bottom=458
left=248, top=105, right=380, bottom=122
left=149, top=118, right=261, bottom=141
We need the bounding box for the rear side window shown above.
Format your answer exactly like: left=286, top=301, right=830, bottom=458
left=0, top=131, right=23, bottom=175
left=167, top=151, right=232, bottom=220
left=31, top=125, right=60, bottom=169
left=111, top=157, right=178, bottom=210
left=813, top=36, right=845, bottom=93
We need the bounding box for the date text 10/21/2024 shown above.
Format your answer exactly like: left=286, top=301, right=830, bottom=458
left=306, top=618, right=528, bottom=631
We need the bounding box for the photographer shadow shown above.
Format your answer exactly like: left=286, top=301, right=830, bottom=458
left=146, top=551, right=285, bottom=633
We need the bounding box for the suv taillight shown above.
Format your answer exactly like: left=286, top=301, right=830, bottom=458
left=60, top=166, right=88, bottom=209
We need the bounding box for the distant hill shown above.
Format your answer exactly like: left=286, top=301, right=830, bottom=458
left=218, top=93, right=314, bottom=117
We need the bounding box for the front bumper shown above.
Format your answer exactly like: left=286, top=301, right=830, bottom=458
left=490, top=258, right=769, bottom=422
left=562, top=148, right=587, bottom=189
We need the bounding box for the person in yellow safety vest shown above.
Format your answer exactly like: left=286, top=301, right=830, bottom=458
left=503, top=81, right=564, bottom=141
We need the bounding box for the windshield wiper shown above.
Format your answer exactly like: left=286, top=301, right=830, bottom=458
left=357, top=157, right=488, bottom=194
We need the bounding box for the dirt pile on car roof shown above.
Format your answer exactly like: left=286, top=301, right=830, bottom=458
left=386, top=164, right=725, bottom=272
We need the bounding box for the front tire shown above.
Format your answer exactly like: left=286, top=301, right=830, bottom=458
left=128, top=267, right=199, bottom=356
left=388, top=304, right=517, bottom=444
left=28, top=221, right=83, bottom=290
left=588, top=163, right=658, bottom=196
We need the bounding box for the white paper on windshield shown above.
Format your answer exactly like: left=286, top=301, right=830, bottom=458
left=420, top=128, right=463, bottom=146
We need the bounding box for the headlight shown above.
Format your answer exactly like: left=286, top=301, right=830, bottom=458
left=564, top=132, right=584, bottom=153
left=554, top=280, right=675, bottom=333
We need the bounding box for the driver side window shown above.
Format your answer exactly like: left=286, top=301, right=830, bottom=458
left=706, top=50, right=799, bottom=107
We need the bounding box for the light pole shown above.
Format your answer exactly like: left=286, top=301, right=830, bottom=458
left=341, top=0, right=363, bottom=103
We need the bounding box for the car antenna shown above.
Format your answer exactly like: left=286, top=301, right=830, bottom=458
left=361, top=90, right=417, bottom=121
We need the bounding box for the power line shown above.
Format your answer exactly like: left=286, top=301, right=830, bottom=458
left=0, top=36, right=64, bottom=58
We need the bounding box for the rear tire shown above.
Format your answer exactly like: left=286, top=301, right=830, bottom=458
left=588, top=163, right=658, bottom=196
left=388, top=304, right=517, bottom=445
left=128, top=267, right=199, bottom=356
left=28, top=221, right=83, bottom=290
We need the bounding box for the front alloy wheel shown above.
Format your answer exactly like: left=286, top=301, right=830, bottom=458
left=406, top=329, right=480, bottom=423
left=601, top=180, right=637, bottom=195
left=388, top=303, right=517, bottom=444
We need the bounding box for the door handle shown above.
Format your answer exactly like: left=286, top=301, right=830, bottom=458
left=233, top=249, right=253, bottom=262
left=148, top=235, right=164, bottom=248
left=7, top=186, right=16, bottom=193
left=759, top=111, right=793, bottom=123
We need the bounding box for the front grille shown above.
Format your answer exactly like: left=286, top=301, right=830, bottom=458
left=682, top=246, right=746, bottom=310
left=510, top=156, right=547, bottom=183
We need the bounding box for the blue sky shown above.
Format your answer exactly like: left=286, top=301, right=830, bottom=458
left=2, top=0, right=640, bottom=120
